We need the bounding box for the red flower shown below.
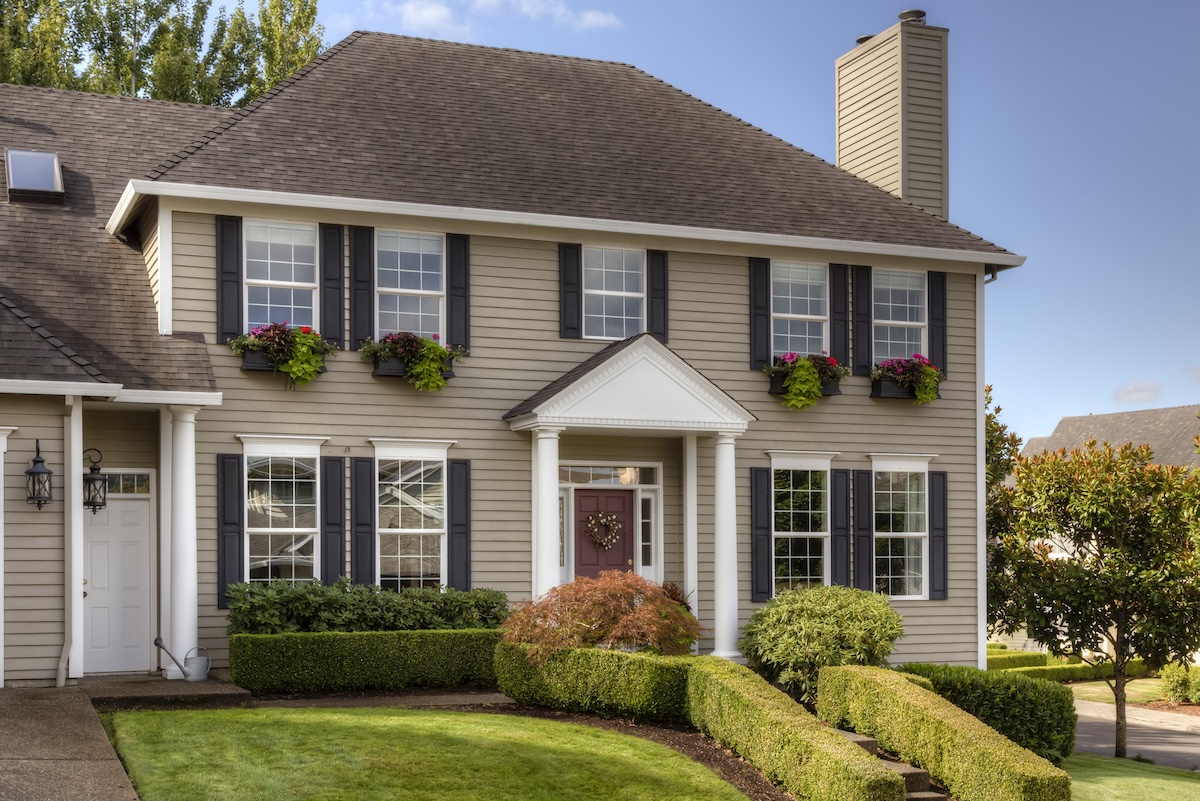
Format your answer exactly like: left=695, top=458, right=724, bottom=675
left=300, top=326, right=312, bottom=334
left=829, top=357, right=838, bottom=366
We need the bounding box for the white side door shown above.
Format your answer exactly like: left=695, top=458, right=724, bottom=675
left=84, top=493, right=153, bottom=673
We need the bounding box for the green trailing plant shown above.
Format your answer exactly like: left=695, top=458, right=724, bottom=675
left=739, top=585, right=904, bottom=706
left=228, top=321, right=334, bottom=388
left=359, top=332, right=466, bottom=392
left=764, top=351, right=849, bottom=411
left=870, top=354, right=943, bottom=404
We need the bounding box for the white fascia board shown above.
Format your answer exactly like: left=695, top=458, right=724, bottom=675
left=107, top=180, right=1027, bottom=268
left=0, top=379, right=121, bottom=398
left=112, top=389, right=223, bottom=406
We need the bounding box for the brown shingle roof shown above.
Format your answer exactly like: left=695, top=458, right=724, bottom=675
left=1023, top=405, right=1200, bottom=467
left=152, top=33, right=1012, bottom=257
left=0, top=84, right=231, bottom=391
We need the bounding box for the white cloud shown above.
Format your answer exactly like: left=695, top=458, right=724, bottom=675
left=385, top=0, right=471, bottom=37
left=573, top=9, right=620, bottom=29
left=1112, top=381, right=1162, bottom=404
left=478, top=0, right=621, bottom=30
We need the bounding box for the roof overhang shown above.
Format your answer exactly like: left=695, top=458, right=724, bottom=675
left=108, top=180, right=1026, bottom=268
left=0, top=378, right=221, bottom=406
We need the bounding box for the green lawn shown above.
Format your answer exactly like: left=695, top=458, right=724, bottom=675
left=108, top=707, right=750, bottom=801
left=1070, top=678, right=1163, bottom=705
left=1064, top=753, right=1200, bottom=800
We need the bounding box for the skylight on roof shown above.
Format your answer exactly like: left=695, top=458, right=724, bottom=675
left=5, top=149, right=64, bottom=201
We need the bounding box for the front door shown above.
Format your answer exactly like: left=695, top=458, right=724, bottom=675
left=84, top=497, right=152, bottom=673
left=574, top=489, right=636, bottom=579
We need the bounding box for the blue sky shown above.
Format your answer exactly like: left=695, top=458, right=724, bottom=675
left=316, top=0, right=1199, bottom=442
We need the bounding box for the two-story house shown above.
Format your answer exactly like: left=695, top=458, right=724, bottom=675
left=0, top=12, right=1023, bottom=685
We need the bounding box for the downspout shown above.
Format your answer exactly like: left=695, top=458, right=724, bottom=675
left=984, top=264, right=1000, bottom=284
left=59, top=396, right=84, bottom=686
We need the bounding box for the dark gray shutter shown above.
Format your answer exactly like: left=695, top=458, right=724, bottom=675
left=928, top=271, right=947, bottom=375
left=216, top=454, right=244, bottom=608
left=560, top=243, right=582, bottom=339
left=829, top=264, right=850, bottom=367
left=350, top=456, right=375, bottom=584
left=830, top=469, right=851, bottom=586
left=446, top=234, right=471, bottom=350
left=853, top=469, right=874, bottom=591
left=647, top=250, right=668, bottom=343
left=216, top=216, right=243, bottom=344
left=852, top=265, right=872, bottom=376
left=929, top=471, right=948, bottom=600
left=320, top=457, right=346, bottom=585
left=349, top=226, right=374, bottom=349
left=446, top=459, right=471, bottom=590
left=749, top=257, right=770, bottom=370
left=319, top=224, right=344, bottom=347
left=750, top=466, right=772, bottom=602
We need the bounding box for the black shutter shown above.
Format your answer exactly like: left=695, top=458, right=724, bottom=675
left=446, top=459, right=471, bottom=590
left=216, top=454, right=244, bottom=609
left=560, top=243, right=582, bottom=339
left=853, top=469, right=874, bottom=591
left=928, top=271, right=947, bottom=375
left=830, top=469, right=852, bottom=586
left=349, top=226, right=374, bottom=349
left=215, top=216, right=242, bottom=344
left=320, top=457, right=346, bottom=585
left=350, top=456, right=375, bottom=584
left=319, top=224, right=344, bottom=347
left=852, top=265, right=872, bottom=376
left=750, top=467, right=772, bottom=602
left=929, top=471, right=948, bottom=600
left=829, top=264, right=850, bottom=367
left=647, top=250, right=669, bottom=343
left=749, top=257, right=770, bottom=370
left=446, top=234, right=471, bottom=350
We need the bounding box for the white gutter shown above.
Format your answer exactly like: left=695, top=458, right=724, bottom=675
left=0, top=380, right=121, bottom=398
left=113, top=390, right=223, bottom=406
left=107, top=180, right=1027, bottom=268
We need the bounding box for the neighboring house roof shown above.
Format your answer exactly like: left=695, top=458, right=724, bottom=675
left=0, top=84, right=229, bottom=391
left=1023, top=405, right=1200, bottom=467
left=149, top=32, right=1012, bottom=258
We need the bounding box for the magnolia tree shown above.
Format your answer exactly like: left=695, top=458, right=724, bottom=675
left=990, top=440, right=1200, bottom=757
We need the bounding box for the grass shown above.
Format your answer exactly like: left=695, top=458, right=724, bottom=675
left=108, top=707, right=750, bottom=801
left=1070, top=678, right=1163, bottom=705
left=1063, top=753, right=1200, bottom=800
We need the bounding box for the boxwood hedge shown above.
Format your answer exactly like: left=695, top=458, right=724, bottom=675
left=1004, top=658, right=1147, bottom=682
left=985, top=650, right=1048, bottom=670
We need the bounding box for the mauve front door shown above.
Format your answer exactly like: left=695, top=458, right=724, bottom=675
left=574, top=489, right=636, bottom=579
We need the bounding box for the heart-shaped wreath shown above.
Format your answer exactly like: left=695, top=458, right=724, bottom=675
left=585, top=512, right=622, bottom=550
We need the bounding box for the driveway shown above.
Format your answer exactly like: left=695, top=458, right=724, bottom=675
left=1073, top=699, right=1200, bottom=772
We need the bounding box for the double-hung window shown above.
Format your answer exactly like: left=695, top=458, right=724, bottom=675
left=771, top=262, right=827, bottom=357
left=373, top=440, right=451, bottom=589
left=583, top=247, right=645, bottom=339
left=769, top=453, right=834, bottom=593
left=242, top=436, right=326, bottom=584
left=244, top=221, right=318, bottom=330
left=871, top=456, right=930, bottom=599
left=872, top=268, right=925, bottom=361
left=376, top=231, right=444, bottom=339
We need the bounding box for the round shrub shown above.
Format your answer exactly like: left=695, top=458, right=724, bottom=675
left=740, top=585, right=903, bottom=705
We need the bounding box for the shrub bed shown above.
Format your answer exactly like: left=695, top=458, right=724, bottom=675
left=1161, top=663, right=1200, bottom=704
left=230, top=629, right=502, bottom=694
left=1005, top=658, right=1147, bottom=683
left=900, top=663, right=1075, bottom=763
left=817, top=665, right=1071, bottom=801
left=985, top=650, right=1048, bottom=670
left=225, top=578, right=509, bottom=635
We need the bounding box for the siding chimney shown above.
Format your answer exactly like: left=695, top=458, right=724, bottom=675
left=835, top=10, right=950, bottom=220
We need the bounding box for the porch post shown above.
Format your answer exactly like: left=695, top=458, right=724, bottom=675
left=166, top=405, right=199, bottom=679
left=683, top=435, right=699, bottom=634
left=712, top=432, right=740, bottom=659
left=532, top=426, right=564, bottom=598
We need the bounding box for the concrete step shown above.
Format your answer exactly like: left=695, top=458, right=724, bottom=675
left=905, top=792, right=947, bottom=801
left=79, top=675, right=251, bottom=712
left=834, top=728, right=878, bottom=755
left=882, top=759, right=931, bottom=793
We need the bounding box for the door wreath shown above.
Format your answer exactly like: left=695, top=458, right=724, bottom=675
left=585, top=512, right=622, bottom=550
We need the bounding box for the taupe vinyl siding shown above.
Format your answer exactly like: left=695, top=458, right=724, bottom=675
left=139, top=203, right=161, bottom=318
left=173, top=212, right=217, bottom=338
left=84, top=410, right=159, bottom=467
left=900, top=25, right=949, bottom=219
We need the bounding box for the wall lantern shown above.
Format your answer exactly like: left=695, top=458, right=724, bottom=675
left=82, top=448, right=107, bottom=514
left=25, top=439, right=53, bottom=509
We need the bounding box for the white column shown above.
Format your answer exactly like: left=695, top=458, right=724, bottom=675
left=532, top=426, right=563, bottom=598
left=712, top=433, right=740, bottom=659
left=166, top=405, right=200, bottom=679
left=158, top=409, right=173, bottom=671
left=683, top=435, right=699, bottom=637
left=66, top=398, right=83, bottom=677
left=0, top=427, right=14, bottom=688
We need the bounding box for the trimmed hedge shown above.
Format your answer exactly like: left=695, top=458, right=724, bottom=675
left=900, top=663, right=1075, bottom=763
left=985, top=650, right=1047, bottom=670
left=230, top=629, right=503, bottom=694
left=987, top=643, right=1008, bottom=650
left=1004, top=658, right=1147, bottom=682
left=817, top=666, right=1071, bottom=801
left=495, top=644, right=904, bottom=801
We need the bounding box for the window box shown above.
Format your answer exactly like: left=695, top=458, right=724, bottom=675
left=240, top=350, right=327, bottom=376
left=870, top=377, right=938, bottom=400
left=768, top=373, right=840, bottom=397
left=371, top=356, right=455, bottom=381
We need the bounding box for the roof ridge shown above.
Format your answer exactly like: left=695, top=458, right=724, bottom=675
left=355, top=30, right=636, bottom=68
left=0, top=294, right=113, bottom=383
left=1056, top=404, right=1200, bottom=426
left=0, top=80, right=233, bottom=112
left=147, top=31, right=369, bottom=181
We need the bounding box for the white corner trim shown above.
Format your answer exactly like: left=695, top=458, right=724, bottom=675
left=867, top=453, right=937, bottom=472
left=0, top=427, right=13, bottom=688
left=106, top=180, right=1026, bottom=267
left=237, top=434, right=328, bottom=457
left=113, top=390, right=223, bottom=406
left=0, top=380, right=122, bottom=397
left=157, top=199, right=174, bottom=336
left=976, top=270, right=988, bottom=669
left=766, top=450, right=840, bottom=471
left=368, top=438, right=457, bottom=460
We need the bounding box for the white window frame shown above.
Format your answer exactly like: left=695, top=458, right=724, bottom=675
left=242, top=220, right=320, bottom=333
left=871, top=268, right=927, bottom=363
left=581, top=246, right=647, bottom=341
left=558, top=461, right=663, bottom=583
left=370, top=439, right=456, bottom=589
left=238, top=435, right=328, bottom=584
left=767, top=451, right=837, bottom=594
left=374, top=229, right=446, bottom=340
left=868, top=453, right=934, bottom=601
left=770, top=262, right=828, bottom=358
left=5, top=148, right=64, bottom=192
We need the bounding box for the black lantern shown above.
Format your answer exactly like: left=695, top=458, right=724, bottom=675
left=25, top=439, right=53, bottom=509
left=82, top=448, right=106, bottom=515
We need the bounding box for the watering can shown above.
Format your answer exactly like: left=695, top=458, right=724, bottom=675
left=154, top=636, right=210, bottom=681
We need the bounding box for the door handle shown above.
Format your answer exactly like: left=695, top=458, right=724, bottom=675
left=83, top=591, right=87, bottom=598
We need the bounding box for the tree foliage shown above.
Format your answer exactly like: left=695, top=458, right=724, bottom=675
left=0, top=0, right=77, bottom=87
left=989, top=439, right=1200, bottom=757
left=984, top=385, right=1022, bottom=624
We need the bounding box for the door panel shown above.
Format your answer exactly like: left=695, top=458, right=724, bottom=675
left=84, top=499, right=152, bottom=673
left=574, top=489, right=636, bottom=579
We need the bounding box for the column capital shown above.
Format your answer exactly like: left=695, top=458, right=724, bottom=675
left=531, top=425, right=566, bottom=438
left=169, top=405, right=201, bottom=422
left=714, top=432, right=741, bottom=445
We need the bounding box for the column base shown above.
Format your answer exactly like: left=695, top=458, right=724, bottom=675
left=709, top=650, right=745, bottom=662
left=162, top=664, right=185, bottom=680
